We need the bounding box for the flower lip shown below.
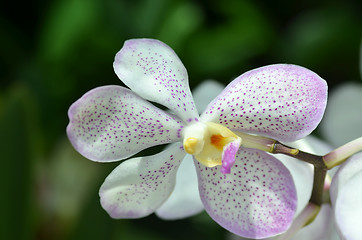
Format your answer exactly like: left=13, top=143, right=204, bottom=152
left=183, top=121, right=242, bottom=170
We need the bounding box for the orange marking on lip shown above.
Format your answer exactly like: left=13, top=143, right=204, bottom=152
left=210, top=134, right=225, bottom=150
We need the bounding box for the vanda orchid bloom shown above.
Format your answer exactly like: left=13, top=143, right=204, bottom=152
left=67, top=39, right=327, bottom=238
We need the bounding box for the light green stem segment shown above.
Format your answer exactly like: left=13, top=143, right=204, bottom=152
left=235, top=132, right=276, bottom=153
left=235, top=132, right=301, bottom=155
left=323, top=136, right=362, bottom=169
left=275, top=202, right=320, bottom=240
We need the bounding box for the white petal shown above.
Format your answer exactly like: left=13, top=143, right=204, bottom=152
left=113, top=38, right=199, bottom=123
left=67, top=85, right=184, bottom=162
left=320, top=83, right=362, bottom=147
left=330, top=152, right=362, bottom=203
left=333, top=171, right=362, bottom=240
left=201, top=64, right=328, bottom=142
left=99, top=143, right=186, bottom=218
left=330, top=152, right=362, bottom=240
left=156, top=154, right=204, bottom=220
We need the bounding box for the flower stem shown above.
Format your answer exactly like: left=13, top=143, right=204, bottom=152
left=272, top=141, right=328, bottom=206
left=323, top=136, right=362, bottom=169
left=273, top=142, right=325, bottom=168
left=310, top=166, right=327, bottom=206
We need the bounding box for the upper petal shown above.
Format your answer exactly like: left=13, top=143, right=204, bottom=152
left=99, top=143, right=186, bottom=219
left=156, top=154, right=204, bottom=220
left=195, top=148, right=297, bottom=239
left=67, top=85, right=184, bottom=162
left=201, top=64, right=327, bottom=142
left=113, top=38, right=199, bottom=123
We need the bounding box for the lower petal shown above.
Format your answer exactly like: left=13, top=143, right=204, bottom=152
left=156, top=154, right=204, bottom=220
left=195, top=148, right=297, bottom=239
left=99, top=143, right=186, bottom=218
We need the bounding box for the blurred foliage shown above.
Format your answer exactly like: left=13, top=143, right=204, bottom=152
left=0, top=0, right=361, bottom=239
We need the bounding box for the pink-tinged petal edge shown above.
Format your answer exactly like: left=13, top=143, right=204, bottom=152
left=67, top=85, right=184, bottom=162
left=221, top=138, right=242, bottom=174
left=201, top=64, right=327, bottom=142
left=195, top=148, right=297, bottom=239
left=113, top=38, right=199, bottom=124
left=99, top=143, right=186, bottom=219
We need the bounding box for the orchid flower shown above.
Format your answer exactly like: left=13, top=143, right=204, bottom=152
left=67, top=38, right=328, bottom=238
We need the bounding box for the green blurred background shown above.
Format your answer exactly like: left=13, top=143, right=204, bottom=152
left=1, top=0, right=361, bottom=239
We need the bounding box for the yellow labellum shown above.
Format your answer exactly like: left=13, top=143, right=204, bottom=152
left=183, top=122, right=241, bottom=167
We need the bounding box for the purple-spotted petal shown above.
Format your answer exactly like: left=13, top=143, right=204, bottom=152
left=99, top=143, right=186, bottom=219
left=156, top=154, right=204, bottom=219
left=67, top=85, right=184, bottom=162
left=195, top=148, right=297, bottom=239
left=113, top=38, right=199, bottom=123
left=221, top=138, right=242, bottom=174
left=201, top=64, right=327, bottom=142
